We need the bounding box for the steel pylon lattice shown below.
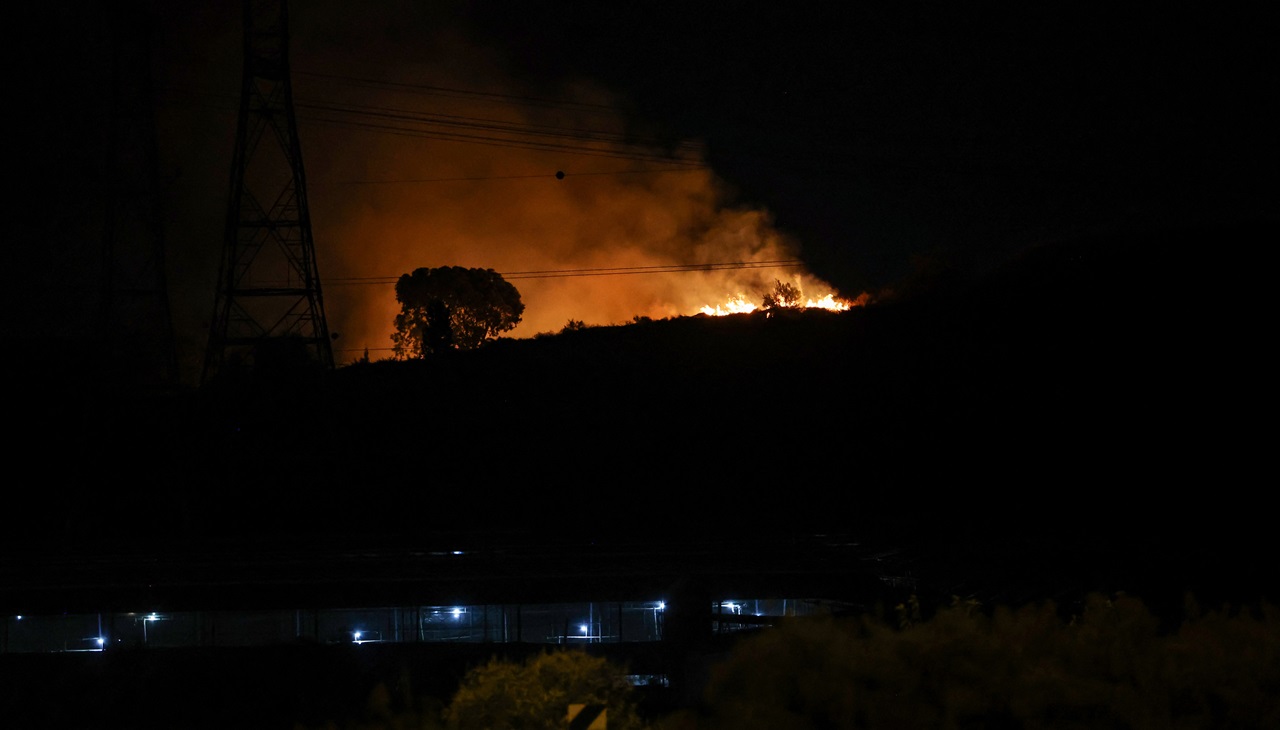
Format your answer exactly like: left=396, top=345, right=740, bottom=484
left=203, top=0, right=334, bottom=384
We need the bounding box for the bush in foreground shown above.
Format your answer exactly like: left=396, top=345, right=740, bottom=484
left=668, top=593, right=1280, bottom=729
left=305, top=593, right=1279, bottom=729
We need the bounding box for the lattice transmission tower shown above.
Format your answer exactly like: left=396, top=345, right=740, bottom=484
left=203, top=0, right=334, bottom=384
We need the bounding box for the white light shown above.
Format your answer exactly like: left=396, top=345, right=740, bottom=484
left=580, top=624, right=588, bottom=634
left=353, top=631, right=362, bottom=641
left=146, top=613, right=158, bottom=621
left=656, top=602, right=665, bottom=611
left=14, top=615, right=21, bottom=620
left=452, top=608, right=462, bottom=619
left=96, top=638, right=104, bottom=647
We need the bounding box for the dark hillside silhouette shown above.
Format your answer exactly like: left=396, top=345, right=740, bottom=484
left=4, top=220, right=1272, bottom=618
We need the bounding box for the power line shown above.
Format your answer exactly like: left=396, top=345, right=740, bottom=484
left=504, top=260, right=804, bottom=280
left=295, top=97, right=703, bottom=155
left=160, top=67, right=627, bottom=118
left=156, top=71, right=1098, bottom=180
left=299, top=114, right=703, bottom=166
left=325, top=167, right=702, bottom=185
left=156, top=89, right=705, bottom=167
left=151, top=87, right=699, bottom=183
left=326, top=260, right=806, bottom=286
left=156, top=79, right=706, bottom=167
left=295, top=70, right=623, bottom=115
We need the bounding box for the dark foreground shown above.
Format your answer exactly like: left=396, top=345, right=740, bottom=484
left=19, top=225, right=1273, bottom=597
left=3, top=220, right=1275, bottom=728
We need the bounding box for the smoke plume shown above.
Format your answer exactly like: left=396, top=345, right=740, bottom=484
left=155, top=3, right=842, bottom=371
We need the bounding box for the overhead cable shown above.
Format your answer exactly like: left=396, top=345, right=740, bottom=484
left=326, top=260, right=806, bottom=285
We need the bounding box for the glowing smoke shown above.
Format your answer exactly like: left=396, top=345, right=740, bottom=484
left=296, top=91, right=838, bottom=361
left=154, top=5, right=847, bottom=369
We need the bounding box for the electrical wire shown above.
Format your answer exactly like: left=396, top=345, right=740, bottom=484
left=325, top=168, right=700, bottom=184
left=156, top=75, right=706, bottom=169
left=295, top=70, right=623, bottom=115
left=325, top=260, right=806, bottom=286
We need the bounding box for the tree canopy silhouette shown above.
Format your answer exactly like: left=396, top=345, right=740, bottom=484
left=443, top=650, right=644, bottom=730
left=762, top=279, right=802, bottom=309
left=392, top=266, right=525, bottom=358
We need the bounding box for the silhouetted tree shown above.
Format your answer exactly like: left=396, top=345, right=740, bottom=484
left=392, top=266, right=524, bottom=358
left=443, top=650, right=644, bottom=730
left=762, top=279, right=802, bottom=309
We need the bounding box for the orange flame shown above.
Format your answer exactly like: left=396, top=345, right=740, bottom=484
left=699, top=295, right=758, bottom=316
left=698, top=291, right=866, bottom=316
left=803, top=294, right=852, bottom=311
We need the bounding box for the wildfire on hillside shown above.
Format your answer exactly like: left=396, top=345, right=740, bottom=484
left=246, top=28, right=879, bottom=361
left=698, top=289, right=870, bottom=317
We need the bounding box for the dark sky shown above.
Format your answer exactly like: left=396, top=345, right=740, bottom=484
left=471, top=2, right=1275, bottom=274
left=11, top=1, right=1276, bottom=381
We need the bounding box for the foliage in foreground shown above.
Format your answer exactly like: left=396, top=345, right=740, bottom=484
left=662, top=593, right=1280, bottom=730
left=443, top=650, right=645, bottom=730
left=305, top=594, right=1280, bottom=730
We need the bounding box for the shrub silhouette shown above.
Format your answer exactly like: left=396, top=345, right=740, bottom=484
left=289, top=594, right=1279, bottom=729
left=444, top=649, right=645, bottom=730
left=688, top=593, right=1280, bottom=730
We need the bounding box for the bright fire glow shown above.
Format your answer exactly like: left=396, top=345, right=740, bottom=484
left=804, top=294, right=851, bottom=311
left=699, top=295, right=757, bottom=316
left=699, top=291, right=865, bottom=316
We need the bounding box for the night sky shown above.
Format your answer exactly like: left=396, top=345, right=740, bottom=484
left=10, top=1, right=1275, bottom=385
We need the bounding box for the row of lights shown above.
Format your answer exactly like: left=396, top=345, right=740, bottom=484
left=348, top=601, right=673, bottom=644
left=16, top=600, right=744, bottom=650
